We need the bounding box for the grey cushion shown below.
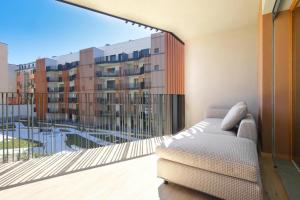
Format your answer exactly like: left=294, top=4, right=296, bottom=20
left=221, top=102, right=247, bottom=130
left=187, top=118, right=236, bottom=136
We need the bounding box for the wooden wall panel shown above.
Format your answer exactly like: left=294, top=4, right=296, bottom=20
left=292, top=6, right=300, bottom=165
left=261, top=13, right=274, bottom=154
left=274, top=11, right=292, bottom=160
left=35, top=59, right=48, bottom=120
left=259, top=11, right=293, bottom=160
left=165, top=33, right=185, bottom=94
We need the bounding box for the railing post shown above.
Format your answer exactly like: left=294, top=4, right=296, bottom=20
left=31, top=93, right=34, bottom=158
left=18, top=93, right=21, bottom=161
left=12, top=92, right=14, bottom=162
left=6, top=93, right=9, bottom=162
left=2, top=93, right=4, bottom=163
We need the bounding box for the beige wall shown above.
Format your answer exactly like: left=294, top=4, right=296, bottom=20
left=185, top=25, right=258, bottom=127
left=150, top=32, right=165, bottom=94
left=0, top=43, right=9, bottom=92
left=8, top=64, right=18, bottom=92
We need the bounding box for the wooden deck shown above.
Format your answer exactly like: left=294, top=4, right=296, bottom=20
left=0, top=140, right=289, bottom=200
left=0, top=136, right=168, bottom=190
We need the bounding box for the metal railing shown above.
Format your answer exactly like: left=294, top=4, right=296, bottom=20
left=95, top=68, right=146, bottom=78
left=46, top=77, right=62, bottom=82
left=0, top=92, right=184, bottom=164
left=96, top=71, right=120, bottom=77
left=94, top=50, right=151, bottom=64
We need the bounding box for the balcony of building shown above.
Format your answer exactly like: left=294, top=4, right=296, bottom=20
left=94, top=49, right=151, bottom=65
left=47, top=87, right=64, bottom=93
left=0, top=92, right=180, bottom=193
left=68, top=97, right=78, bottom=103
left=123, top=67, right=144, bottom=76
left=95, top=70, right=120, bottom=77
left=46, top=62, right=79, bottom=72
left=69, top=74, right=77, bottom=81
left=2, top=0, right=300, bottom=199
left=48, top=97, right=64, bottom=103
left=46, top=76, right=62, bottom=83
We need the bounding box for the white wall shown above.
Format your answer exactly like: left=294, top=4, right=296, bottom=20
left=54, top=52, right=79, bottom=65
left=0, top=43, right=9, bottom=92
left=8, top=64, right=18, bottom=92
left=100, top=37, right=150, bottom=56
left=0, top=104, right=36, bottom=119
left=185, top=25, right=258, bottom=127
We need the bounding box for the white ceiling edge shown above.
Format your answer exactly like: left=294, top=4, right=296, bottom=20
left=61, top=0, right=259, bottom=42
left=262, top=0, right=294, bottom=14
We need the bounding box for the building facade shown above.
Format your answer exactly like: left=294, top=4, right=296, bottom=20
left=12, top=32, right=185, bottom=136
left=0, top=42, right=20, bottom=104
left=16, top=62, right=36, bottom=94
left=0, top=42, right=9, bottom=94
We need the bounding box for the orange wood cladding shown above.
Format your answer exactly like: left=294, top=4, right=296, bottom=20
left=293, top=5, right=300, bottom=166
left=259, top=10, right=294, bottom=160
left=165, top=33, right=185, bottom=94
left=260, top=13, right=273, bottom=154
left=35, top=58, right=48, bottom=120
left=274, top=11, right=293, bottom=160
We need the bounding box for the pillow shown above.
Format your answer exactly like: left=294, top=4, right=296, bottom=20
left=221, top=102, right=248, bottom=131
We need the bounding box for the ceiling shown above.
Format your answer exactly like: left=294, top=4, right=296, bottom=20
left=262, top=0, right=293, bottom=14
left=62, top=0, right=259, bottom=42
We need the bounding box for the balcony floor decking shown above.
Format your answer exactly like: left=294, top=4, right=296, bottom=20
left=0, top=154, right=215, bottom=200
left=0, top=136, right=168, bottom=190
left=0, top=140, right=289, bottom=200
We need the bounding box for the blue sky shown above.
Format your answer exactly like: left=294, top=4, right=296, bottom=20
left=0, top=0, right=155, bottom=64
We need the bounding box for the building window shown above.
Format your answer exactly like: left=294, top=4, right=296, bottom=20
left=110, top=55, right=116, bottom=62
left=107, top=68, right=115, bottom=73
left=154, top=65, right=159, bottom=71
left=133, top=51, right=139, bottom=59
left=107, top=80, right=115, bottom=89
left=154, top=48, right=159, bottom=54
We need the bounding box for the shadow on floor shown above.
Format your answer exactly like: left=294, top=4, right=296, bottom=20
left=0, top=136, right=167, bottom=190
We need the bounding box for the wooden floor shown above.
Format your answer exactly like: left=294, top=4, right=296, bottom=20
left=0, top=136, right=168, bottom=190
left=0, top=155, right=215, bottom=200
left=0, top=143, right=289, bottom=200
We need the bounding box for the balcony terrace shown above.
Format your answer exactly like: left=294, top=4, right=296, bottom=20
left=94, top=49, right=150, bottom=65
left=95, top=67, right=145, bottom=78
left=2, top=0, right=300, bottom=199
left=46, top=62, right=79, bottom=72
left=0, top=144, right=288, bottom=200
left=95, top=70, right=120, bottom=77
left=0, top=91, right=191, bottom=198
left=46, top=77, right=62, bottom=83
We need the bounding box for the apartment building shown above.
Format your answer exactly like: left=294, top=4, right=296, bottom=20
left=12, top=32, right=183, bottom=136
left=0, top=42, right=19, bottom=104
left=16, top=62, right=36, bottom=94
left=0, top=42, right=9, bottom=94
